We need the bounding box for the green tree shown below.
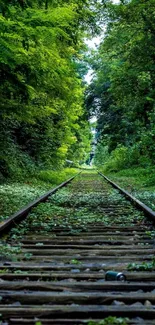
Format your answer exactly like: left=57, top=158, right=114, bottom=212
left=86, top=0, right=155, bottom=167
left=0, top=0, right=99, bottom=177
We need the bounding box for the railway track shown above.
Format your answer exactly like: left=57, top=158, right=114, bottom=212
left=0, top=171, right=155, bottom=325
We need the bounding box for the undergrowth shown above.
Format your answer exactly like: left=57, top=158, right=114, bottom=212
left=8, top=174, right=146, bottom=243
left=128, top=257, right=155, bottom=271
left=37, top=168, right=77, bottom=184
left=100, top=168, right=155, bottom=211
left=87, top=317, right=129, bottom=325
left=0, top=168, right=78, bottom=221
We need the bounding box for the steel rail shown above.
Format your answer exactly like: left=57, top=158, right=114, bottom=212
left=0, top=172, right=80, bottom=235
left=98, top=172, right=155, bottom=222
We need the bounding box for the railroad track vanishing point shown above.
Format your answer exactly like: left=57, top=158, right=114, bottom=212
left=0, top=171, right=155, bottom=325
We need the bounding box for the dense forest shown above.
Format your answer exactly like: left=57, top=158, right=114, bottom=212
left=0, top=0, right=101, bottom=180
left=86, top=0, right=155, bottom=173
left=0, top=0, right=155, bottom=182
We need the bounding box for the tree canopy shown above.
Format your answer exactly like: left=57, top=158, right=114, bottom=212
left=0, top=0, right=100, bottom=177
left=86, top=0, right=155, bottom=169
left=1, top=0, right=155, bottom=177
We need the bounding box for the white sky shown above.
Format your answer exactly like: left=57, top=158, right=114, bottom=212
left=84, top=69, right=94, bottom=84
left=89, top=116, right=97, bottom=123
left=85, top=36, right=102, bottom=50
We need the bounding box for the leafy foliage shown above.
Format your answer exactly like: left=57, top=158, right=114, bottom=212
left=128, top=257, right=155, bottom=271
left=86, top=0, right=155, bottom=171
left=0, top=0, right=95, bottom=178
left=0, top=244, right=22, bottom=260
left=0, top=182, right=47, bottom=221
left=37, top=168, right=77, bottom=184
left=0, top=168, right=77, bottom=221
left=98, top=166, right=155, bottom=211
left=87, top=317, right=129, bottom=325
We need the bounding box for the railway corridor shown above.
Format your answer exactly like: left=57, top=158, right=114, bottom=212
left=0, top=171, right=155, bottom=324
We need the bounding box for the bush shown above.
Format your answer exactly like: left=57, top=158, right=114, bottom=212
left=101, top=146, right=129, bottom=172
left=94, top=145, right=109, bottom=168
left=95, top=143, right=152, bottom=173
left=37, top=168, right=78, bottom=185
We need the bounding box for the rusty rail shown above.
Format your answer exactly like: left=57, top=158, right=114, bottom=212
left=0, top=173, right=80, bottom=235
left=98, top=172, right=155, bottom=222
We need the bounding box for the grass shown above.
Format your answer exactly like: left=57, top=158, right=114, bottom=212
left=0, top=182, right=48, bottom=222
left=102, top=167, right=155, bottom=211
left=0, top=168, right=78, bottom=222
left=37, top=168, right=77, bottom=184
